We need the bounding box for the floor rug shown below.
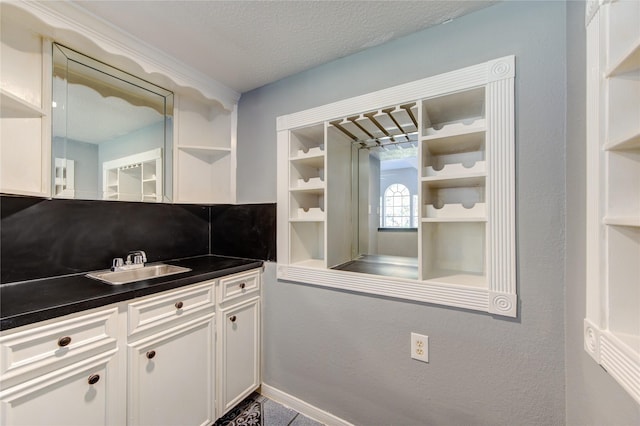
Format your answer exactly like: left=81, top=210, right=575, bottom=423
left=214, top=394, right=262, bottom=426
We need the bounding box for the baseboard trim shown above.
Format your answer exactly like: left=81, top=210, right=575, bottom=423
left=259, top=383, right=354, bottom=426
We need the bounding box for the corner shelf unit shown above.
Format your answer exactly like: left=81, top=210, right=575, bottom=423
left=584, top=0, right=640, bottom=404
left=174, top=95, right=236, bottom=204
left=277, top=56, right=516, bottom=317
left=0, top=14, right=51, bottom=198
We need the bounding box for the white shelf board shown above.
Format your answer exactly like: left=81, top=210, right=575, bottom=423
left=290, top=259, right=326, bottom=269
left=421, top=173, right=486, bottom=188
left=0, top=89, right=45, bottom=118
left=604, top=216, right=640, bottom=227
left=177, top=145, right=231, bottom=160
left=422, top=217, right=487, bottom=223
left=424, top=272, right=487, bottom=289
left=604, top=130, right=640, bottom=151
left=607, top=41, right=640, bottom=77
left=289, top=154, right=325, bottom=169
left=289, top=186, right=325, bottom=195
left=422, top=119, right=486, bottom=141
left=423, top=161, right=486, bottom=178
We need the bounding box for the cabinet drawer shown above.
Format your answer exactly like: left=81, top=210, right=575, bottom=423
left=219, top=269, right=261, bottom=303
left=128, top=281, right=215, bottom=337
left=0, top=307, right=118, bottom=385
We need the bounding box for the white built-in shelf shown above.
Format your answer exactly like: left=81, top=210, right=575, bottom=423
left=423, top=161, right=486, bottom=178
left=585, top=0, right=640, bottom=405
left=422, top=119, right=486, bottom=140
left=278, top=56, right=515, bottom=317
left=606, top=41, right=640, bottom=77
left=0, top=88, right=45, bottom=118
left=177, top=145, right=231, bottom=161
left=424, top=273, right=487, bottom=288
left=604, top=216, right=640, bottom=227
left=290, top=259, right=326, bottom=269
left=421, top=174, right=486, bottom=188
left=289, top=187, right=325, bottom=196
left=422, top=203, right=486, bottom=220
left=291, top=177, right=325, bottom=190
left=604, top=131, right=640, bottom=151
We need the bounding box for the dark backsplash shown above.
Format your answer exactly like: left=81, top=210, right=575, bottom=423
left=0, top=195, right=276, bottom=283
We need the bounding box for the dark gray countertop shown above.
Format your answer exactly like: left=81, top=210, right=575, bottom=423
left=0, top=255, right=263, bottom=331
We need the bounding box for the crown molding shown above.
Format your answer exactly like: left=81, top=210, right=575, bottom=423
left=6, top=0, right=240, bottom=110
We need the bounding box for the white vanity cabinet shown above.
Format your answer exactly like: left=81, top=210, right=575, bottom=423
left=0, top=267, right=262, bottom=426
left=0, top=307, right=123, bottom=426
left=216, top=270, right=261, bottom=416
left=126, top=282, right=216, bottom=426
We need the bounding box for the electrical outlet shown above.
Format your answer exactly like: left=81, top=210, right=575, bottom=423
left=411, top=332, right=429, bottom=362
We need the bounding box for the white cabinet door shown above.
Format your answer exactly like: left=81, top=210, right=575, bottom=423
left=217, top=297, right=260, bottom=416
left=0, top=350, right=119, bottom=426
left=128, top=315, right=215, bottom=426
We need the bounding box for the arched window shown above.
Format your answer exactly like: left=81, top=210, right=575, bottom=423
left=382, top=183, right=411, bottom=227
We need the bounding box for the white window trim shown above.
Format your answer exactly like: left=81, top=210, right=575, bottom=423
left=276, top=56, right=516, bottom=317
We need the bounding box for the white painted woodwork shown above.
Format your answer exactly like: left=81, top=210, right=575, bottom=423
left=277, top=56, right=516, bottom=317
left=0, top=350, right=119, bottom=426
left=128, top=315, right=215, bottom=426
left=0, top=15, right=51, bottom=197
left=584, top=0, right=640, bottom=405
left=1, top=3, right=237, bottom=203
left=216, top=269, right=261, bottom=416
left=127, top=281, right=215, bottom=338
left=0, top=268, right=262, bottom=425
left=0, top=307, right=118, bottom=389
left=174, top=96, right=237, bottom=203
left=219, top=269, right=261, bottom=303
left=217, top=297, right=260, bottom=416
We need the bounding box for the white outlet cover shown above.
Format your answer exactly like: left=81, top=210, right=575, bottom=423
left=411, top=332, right=429, bottom=363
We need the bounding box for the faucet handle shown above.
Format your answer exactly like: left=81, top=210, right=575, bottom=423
left=127, top=250, right=147, bottom=265
left=111, top=258, right=124, bottom=271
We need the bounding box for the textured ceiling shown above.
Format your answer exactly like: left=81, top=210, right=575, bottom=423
left=73, top=1, right=497, bottom=93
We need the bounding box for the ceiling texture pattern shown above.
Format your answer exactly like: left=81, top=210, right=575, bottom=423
left=73, top=1, right=497, bottom=93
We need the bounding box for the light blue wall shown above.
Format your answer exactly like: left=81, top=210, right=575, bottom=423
left=237, top=1, right=638, bottom=424
left=52, top=137, right=99, bottom=199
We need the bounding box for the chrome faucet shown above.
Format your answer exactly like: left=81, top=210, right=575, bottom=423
left=111, top=250, right=147, bottom=272
left=127, top=250, right=147, bottom=266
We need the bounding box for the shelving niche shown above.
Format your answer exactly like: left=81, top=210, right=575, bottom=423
left=174, top=96, right=236, bottom=203
left=277, top=56, right=516, bottom=317
left=584, top=0, right=640, bottom=405
left=0, top=15, right=50, bottom=197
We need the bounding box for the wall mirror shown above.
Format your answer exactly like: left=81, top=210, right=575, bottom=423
left=52, top=43, right=174, bottom=202
left=338, top=122, right=419, bottom=280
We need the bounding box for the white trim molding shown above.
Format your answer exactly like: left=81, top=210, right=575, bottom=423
left=260, top=383, right=355, bottom=426
left=277, top=56, right=517, bottom=317
left=5, top=0, right=239, bottom=110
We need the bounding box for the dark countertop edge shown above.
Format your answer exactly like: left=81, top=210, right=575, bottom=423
left=0, top=255, right=263, bottom=331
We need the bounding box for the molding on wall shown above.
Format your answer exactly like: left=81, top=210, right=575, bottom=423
left=7, top=0, right=240, bottom=110
left=260, top=383, right=355, bottom=426
left=276, top=56, right=515, bottom=132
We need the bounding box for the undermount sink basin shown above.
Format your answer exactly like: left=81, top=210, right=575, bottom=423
left=86, top=264, right=192, bottom=285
